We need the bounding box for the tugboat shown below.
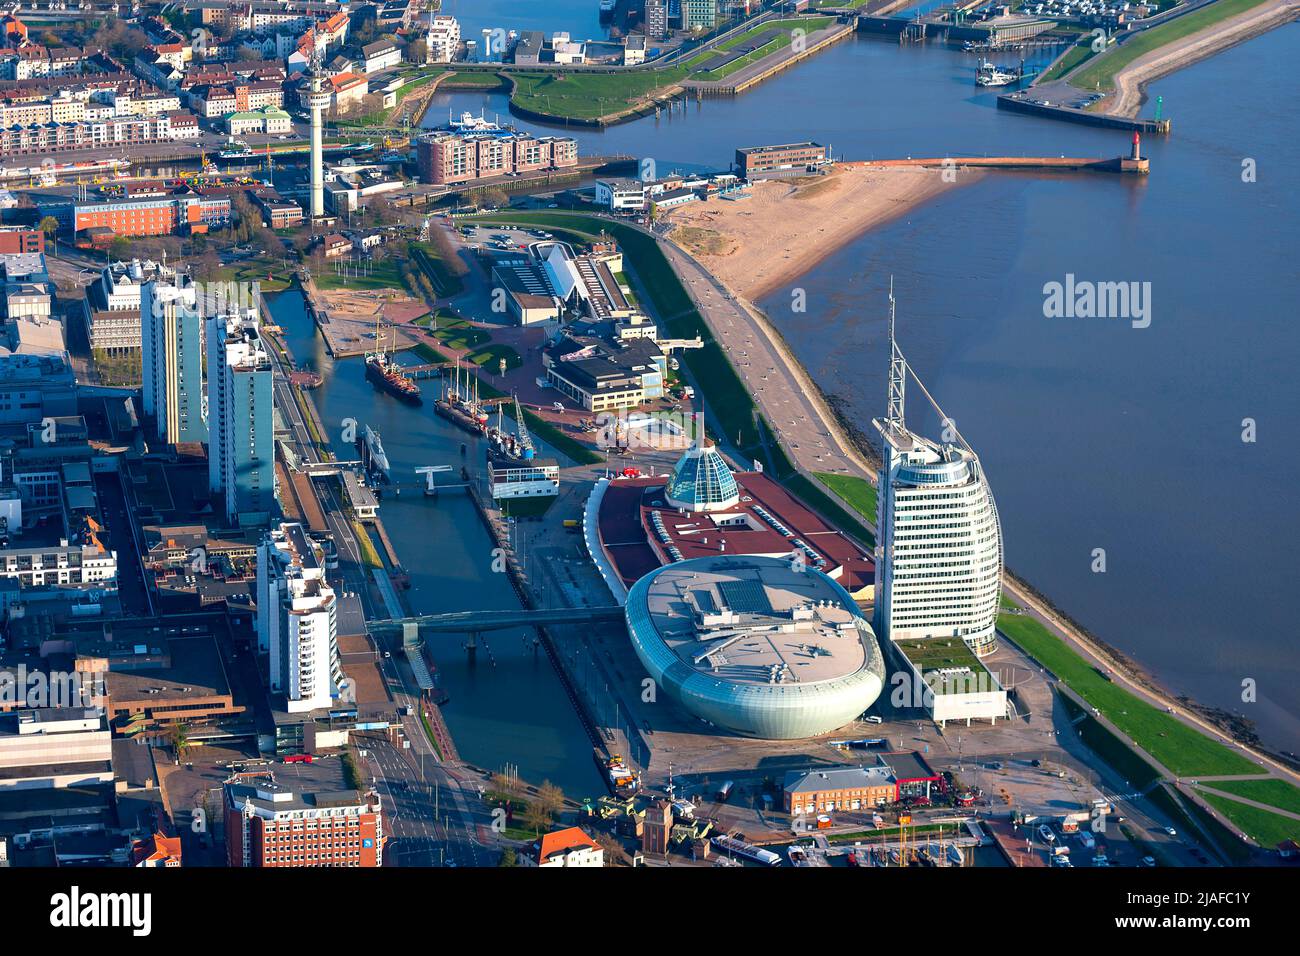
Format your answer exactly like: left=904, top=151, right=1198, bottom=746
left=364, top=320, right=421, bottom=405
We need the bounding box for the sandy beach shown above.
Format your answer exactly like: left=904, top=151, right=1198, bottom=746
left=663, top=164, right=975, bottom=301
left=1108, top=0, right=1300, bottom=116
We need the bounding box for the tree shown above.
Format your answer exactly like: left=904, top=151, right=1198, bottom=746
left=169, top=722, right=190, bottom=761
left=480, top=186, right=509, bottom=211
left=537, top=780, right=565, bottom=818
left=497, top=847, right=518, bottom=867
left=407, top=38, right=427, bottom=63
left=521, top=799, right=551, bottom=836
left=108, top=236, right=131, bottom=261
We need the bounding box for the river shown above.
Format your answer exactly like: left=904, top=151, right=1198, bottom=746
left=421, top=28, right=1300, bottom=751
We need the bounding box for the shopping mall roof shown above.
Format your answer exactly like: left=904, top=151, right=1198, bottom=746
left=597, top=470, right=874, bottom=594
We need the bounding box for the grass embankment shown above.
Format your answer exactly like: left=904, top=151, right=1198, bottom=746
left=1038, top=41, right=1099, bottom=84
left=1145, top=783, right=1251, bottom=863
left=999, top=613, right=1259, bottom=778
left=1058, top=691, right=1162, bottom=789
left=439, top=71, right=510, bottom=90
left=1069, top=0, right=1274, bottom=91
left=1200, top=793, right=1300, bottom=847
left=336, top=70, right=448, bottom=127
left=702, top=17, right=834, bottom=80
left=353, top=521, right=382, bottom=569
left=509, top=68, right=689, bottom=120
left=1201, top=778, right=1300, bottom=815
left=815, top=472, right=877, bottom=523
left=410, top=241, right=465, bottom=296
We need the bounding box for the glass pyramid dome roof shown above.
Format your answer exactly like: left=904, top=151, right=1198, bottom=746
left=664, top=440, right=739, bottom=512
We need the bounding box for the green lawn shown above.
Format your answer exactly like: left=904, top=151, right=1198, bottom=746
left=405, top=342, right=449, bottom=364
left=314, top=258, right=406, bottom=291
left=1199, top=791, right=1300, bottom=847
left=1070, top=0, right=1273, bottom=91
left=998, top=613, right=1260, bottom=777
left=431, top=318, right=491, bottom=350
left=706, top=18, right=835, bottom=79
left=509, top=68, right=689, bottom=120
left=498, top=495, right=556, bottom=517
left=467, top=343, right=522, bottom=372
left=816, top=472, right=877, bottom=523
left=1200, top=778, right=1300, bottom=816
left=217, top=257, right=293, bottom=293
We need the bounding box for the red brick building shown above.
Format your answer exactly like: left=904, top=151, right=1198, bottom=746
left=224, top=766, right=384, bottom=868
left=0, top=227, right=43, bottom=254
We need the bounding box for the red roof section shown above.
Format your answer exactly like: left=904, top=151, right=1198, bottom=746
left=596, top=471, right=874, bottom=593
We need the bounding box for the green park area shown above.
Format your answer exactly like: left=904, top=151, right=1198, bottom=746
left=1070, top=0, right=1271, bottom=90
left=508, top=68, right=690, bottom=121
left=217, top=256, right=294, bottom=293
left=507, top=14, right=838, bottom=120
left=313, top=257, right=406, bottom=291
left=997, top=612, right=1259, bottom=778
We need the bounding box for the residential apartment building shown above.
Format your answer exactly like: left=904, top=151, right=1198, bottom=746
left=207, top=308, right=275, bottom=525
left=416, top=130, right=578, bottom=185
left=141, top=274, right=208, bottom=445
left=424, top=15, right=461, bottom=62
left=0, top=541, right=117, bottom=588
left=257, top=522, right=341, bottom=713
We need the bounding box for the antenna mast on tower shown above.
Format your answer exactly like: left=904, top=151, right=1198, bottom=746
left=885, top=277, right=907, bottom=434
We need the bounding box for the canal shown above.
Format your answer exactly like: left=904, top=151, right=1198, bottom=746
left=269, top=288, right=607, bottom=798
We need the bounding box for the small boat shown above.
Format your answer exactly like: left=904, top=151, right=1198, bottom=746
left=976, top=59, right=1024, bottom=87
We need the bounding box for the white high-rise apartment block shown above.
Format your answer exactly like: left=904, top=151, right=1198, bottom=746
left=425, top=15, right=460, bottom=63
left=141, top=273, right=207, bottom=445
left=257, top=522, right=342, bottom=713
left=873, top=290, right=1003, bottom=657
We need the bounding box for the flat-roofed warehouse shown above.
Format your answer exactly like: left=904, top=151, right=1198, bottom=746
left=735, top=142, right=830, bottom=178
left=624, top=555, right=885, bottom=739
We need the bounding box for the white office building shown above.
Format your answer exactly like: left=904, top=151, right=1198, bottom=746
left=873, top=292, right=1003, bottom=657
left=257, top=522, right=342, bottom=713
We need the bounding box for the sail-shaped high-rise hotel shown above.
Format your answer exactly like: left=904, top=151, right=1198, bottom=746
left=872, top=288, right=1003, bottom=657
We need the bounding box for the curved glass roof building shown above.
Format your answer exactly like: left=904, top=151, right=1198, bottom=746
left=625, top=555, right=886, bottom=739
left=664, top=439, right=740, bottom=513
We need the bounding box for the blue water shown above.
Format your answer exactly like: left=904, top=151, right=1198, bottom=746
left=424, top=29, right=1300, bottom=749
